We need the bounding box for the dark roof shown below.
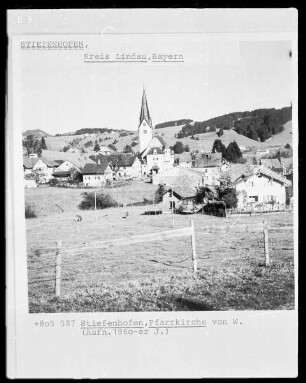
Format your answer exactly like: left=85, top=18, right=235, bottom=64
left=260, top=158, right=283, bottom=170
left=23, top=157, right=39, bottom=168
left=24, top=174, right=36, bottom=180
left=53, top=171, right=72, bottom=177
left=146, top=147, right=164, bottom=155
left=91, top=154, right=137, bottom=168
left=163, top=185, right=197, bottom=199
left=54, top=160, right=65, bottom=165
left=192, top=152, right=222, bottom=168
left=139, top=89, right=152, bottom=127
left=154, top=135, right=166, bottom=148
left=82, top=162, right=110, bottom=175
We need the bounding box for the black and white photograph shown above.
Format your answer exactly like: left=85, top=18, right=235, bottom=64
left=6, top=8, right=298, bottom=378
left=23, top=35, right=295, bottom=313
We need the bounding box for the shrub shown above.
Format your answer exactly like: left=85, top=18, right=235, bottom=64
left=155, top=184, right=167, bottom=203
left=78, top=192, right=121, bottom=210
left=25, top=203, right=37, bottom=218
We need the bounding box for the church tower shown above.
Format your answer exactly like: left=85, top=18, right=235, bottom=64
left=138, top=88, right=153, bottom=154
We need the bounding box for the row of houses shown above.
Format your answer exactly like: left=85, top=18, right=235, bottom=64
left=155, top=162, right=292, bottom=214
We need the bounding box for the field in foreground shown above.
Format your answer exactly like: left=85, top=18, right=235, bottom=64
left=26, top=186, right=295, bottom=312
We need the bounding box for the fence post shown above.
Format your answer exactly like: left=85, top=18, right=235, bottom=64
left=94, top=192, right=97, bottom=211
left=55, top=240, right=62, bottom=296
left=190, top=220, right=197, bottom=273
left=263, top=221, right=270, bottom=266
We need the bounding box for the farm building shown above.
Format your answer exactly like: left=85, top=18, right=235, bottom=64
left=260, top=158, right=283, bottom=173
left=112, top=155, right=142, bottom=179
left=82, top=162, right=113, bottom=186
left=53, top=160, right=81, bottom=175
left=191, top=152, right=227, bottom=186
left=153, top=166, right=205, bottom=188
left=91, top=154, right=142, bottom=179
left=228, top=164, right=292, bottom=210
left=161, top=186, right=197, bottom=213
left=280, top=157, right=293, bottom=176
left=97, top=146, right=115, bottom=156
left=174, top=152, right=192, bottom=168
left=23, top=156, right=56, bottom=181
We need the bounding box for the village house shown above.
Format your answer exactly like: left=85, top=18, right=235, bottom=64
left=23, top=157, right=56, bottom=182
left=97, top=146, right=115, bottom=156
left=161, top=185, right=197, bottom=213
left=174, top=152, right=192, bottom=168
left=82, top=162, right=113, bottom=187
left=259, top=158, right=283, bottom=174
left=191, top=152, right=228, bottom=186
left=153, top=166, right=206, bottom=189
left=280, top=157, right=293, bottom=177
left=92, top=153, right=142, bottom=179
left=227, top=164, right=292, bottom=211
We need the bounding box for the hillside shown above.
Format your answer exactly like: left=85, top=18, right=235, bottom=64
left=178, top=106, right=292, bottom=143
left=261, top=120, right=292, bottom=148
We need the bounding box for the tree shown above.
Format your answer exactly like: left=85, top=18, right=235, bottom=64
left=108, top=144, right=117, bottom=151
left=40, top=137, right=47, bottom=150
left=63, top=145, right=70, bottom=152
left=79, top=192, right=120, bottom=210
left=123, top=144, right=133, bottom=153
left=212, top=139, right=226, bottom=157
left=218, top=173, right=238, bottom=208
left=225, top=141, right=242, bottom=163
left=155, top=184, right=167, bottom=203
left=94, top=143, right=100, bottom=152
left=184, top=144, right=190, bottom=152
left=172, top=141, right=184, bottom=154
left=217, top=128, right=224, bottom=137
left=285, top=143, right=291, bottom=150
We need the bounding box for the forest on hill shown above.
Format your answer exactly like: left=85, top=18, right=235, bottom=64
left=155, top=119, right=193, bottom=129
left=177, top=106, right=292, bottom=142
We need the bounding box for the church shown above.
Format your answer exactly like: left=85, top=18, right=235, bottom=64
left=137, top=89, right=174, bottom=176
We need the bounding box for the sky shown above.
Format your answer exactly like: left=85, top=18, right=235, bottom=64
left=19, top=37, right=293, bottom=135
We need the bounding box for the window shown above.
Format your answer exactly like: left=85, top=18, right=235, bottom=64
left=143, top=129, right=147, bottom=134
left=249, top=196, right=258, bottom=202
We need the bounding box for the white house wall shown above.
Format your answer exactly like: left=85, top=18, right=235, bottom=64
left=236, top=174, right=287, bottom=209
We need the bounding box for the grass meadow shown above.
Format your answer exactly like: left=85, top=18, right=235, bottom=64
left=25, top=184, right=295, bottom=313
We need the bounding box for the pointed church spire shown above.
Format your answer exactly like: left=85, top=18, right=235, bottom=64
left=139, top=88, right=152, bottom=128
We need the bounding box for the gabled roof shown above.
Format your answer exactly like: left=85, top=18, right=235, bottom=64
left=82, top=162, right=110, bottom=175
left=23, top=157, right=39, bottom=168
left=91, top=154, right=137, bottom=168
left=154, top=135, right=166, bottom=148
left=192, top=152, right=222, bottom=168
left=24, top=174, right=36, bottom=180
left=146, top=147, right=164, bottom=155
left=163, top=185, right=197, bottom=199
left=260, top=158, right=283, bottom=170
left=139, top=89, right=152, bottom=127
left=53, top=170, right=73, bottom=177
left=227, top=164, right=291, bottom=186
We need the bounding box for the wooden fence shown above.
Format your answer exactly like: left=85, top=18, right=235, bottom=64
left=28, top=220, right=293, bottom=297
left=53, top=220, right=197, bottom=296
